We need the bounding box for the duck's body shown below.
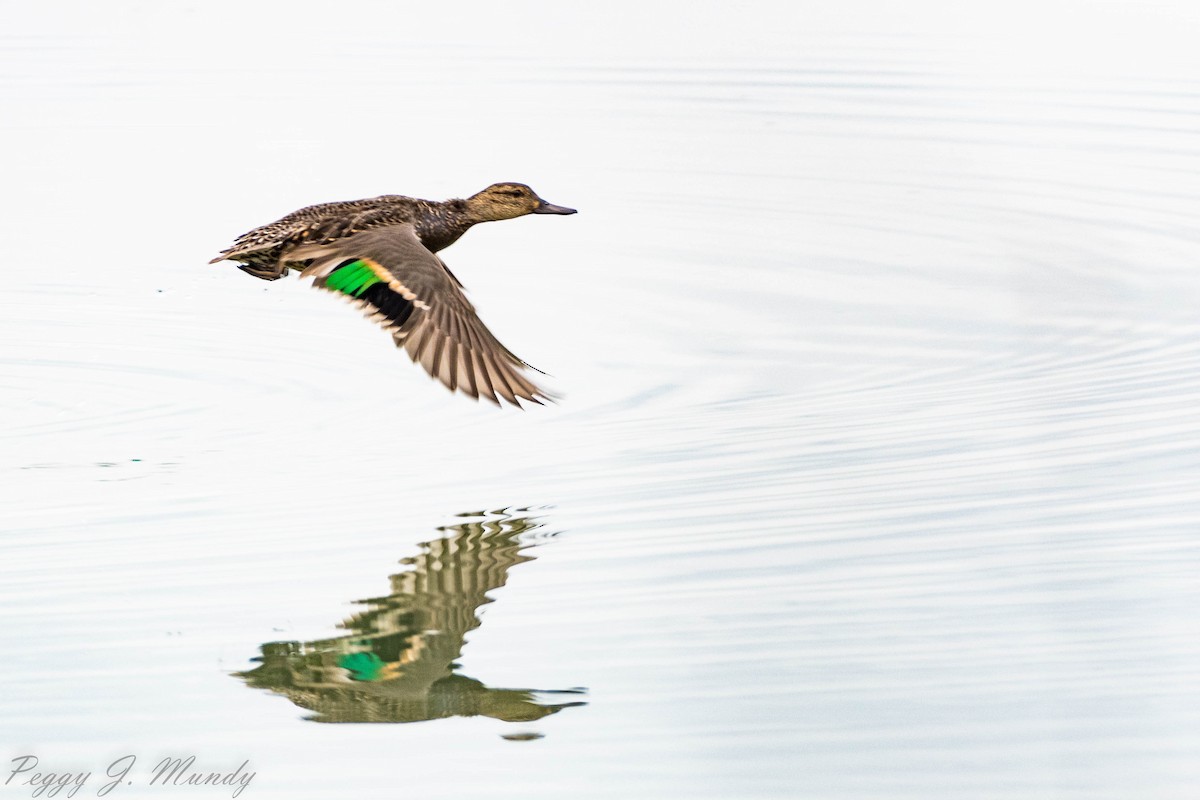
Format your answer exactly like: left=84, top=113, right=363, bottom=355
left=214, top=195, right=478, bottom=280
left=210, top=183, right=576, bottom=407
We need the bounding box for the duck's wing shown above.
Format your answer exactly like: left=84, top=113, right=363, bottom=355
left=285, top=224, right=550, bottom=408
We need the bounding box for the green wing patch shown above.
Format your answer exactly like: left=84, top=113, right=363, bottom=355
left=324, top=258, right=386, bottom=297
left=338, top=651, right=387, bottom=682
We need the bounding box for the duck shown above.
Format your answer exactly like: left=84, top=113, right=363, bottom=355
left=210, top=183, right=577, bottom=407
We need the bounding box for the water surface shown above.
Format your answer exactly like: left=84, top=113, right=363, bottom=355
left=2, top=2, right=1199, bottom=798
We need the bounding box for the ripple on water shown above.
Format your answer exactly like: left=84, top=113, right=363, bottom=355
left=3, top=14, right=1200, bottom=798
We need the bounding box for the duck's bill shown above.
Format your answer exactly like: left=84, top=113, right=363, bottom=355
left=533, top=201, right=578, bottom=215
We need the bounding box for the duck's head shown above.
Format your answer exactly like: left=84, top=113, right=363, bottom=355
left=466, top=183, right=577, bottom=222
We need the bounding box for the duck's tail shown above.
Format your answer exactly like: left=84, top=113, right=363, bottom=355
left=235, top=262, right=288, bottom=281
left=209, top=250, right=287, bottom=281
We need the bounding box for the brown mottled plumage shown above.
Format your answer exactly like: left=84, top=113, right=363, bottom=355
left=210, top=183, right=576, bottom=407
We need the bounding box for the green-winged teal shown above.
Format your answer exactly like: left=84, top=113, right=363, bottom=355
left=210, top=183, right=576, bottom=407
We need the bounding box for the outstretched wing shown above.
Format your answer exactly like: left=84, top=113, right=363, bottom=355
left=286, top=225, right=550, bottom=407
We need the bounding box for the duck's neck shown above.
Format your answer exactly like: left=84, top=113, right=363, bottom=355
left=413, top=198, right=477, bottom=253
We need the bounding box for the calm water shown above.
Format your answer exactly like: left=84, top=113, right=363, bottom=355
left=3, top=2, right=1200, bottom=798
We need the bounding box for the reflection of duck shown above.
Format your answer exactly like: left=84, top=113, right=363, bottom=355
left=236, top=512, right=586, bottom=726
left=210, top=184, right=577, bottom=407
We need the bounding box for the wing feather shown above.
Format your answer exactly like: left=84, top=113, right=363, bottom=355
left=287, top=225, right=550, bottom=407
